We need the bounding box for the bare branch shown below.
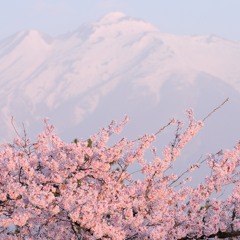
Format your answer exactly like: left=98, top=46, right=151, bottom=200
left=202, top=97, right=229, bottom=122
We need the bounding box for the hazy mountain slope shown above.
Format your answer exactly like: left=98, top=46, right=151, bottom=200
left=0, top=12, right=239, bottom=159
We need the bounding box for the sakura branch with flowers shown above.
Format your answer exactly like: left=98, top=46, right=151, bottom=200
left=1, top=98, right=240, bottom=239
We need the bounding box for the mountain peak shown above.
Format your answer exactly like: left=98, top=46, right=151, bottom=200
left=16, top=29, right=53, bottom=45
left=99, top=12, right=127, bottom=24
left=1, top=14, right=240, bottom=144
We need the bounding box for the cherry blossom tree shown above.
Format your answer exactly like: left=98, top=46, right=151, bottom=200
left=1, top=99, right=240, bottom=239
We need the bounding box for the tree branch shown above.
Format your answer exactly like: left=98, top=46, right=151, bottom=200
left=179, top=229, right=240, bottom=239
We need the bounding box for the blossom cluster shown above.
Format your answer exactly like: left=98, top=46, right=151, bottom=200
left=0, top=112, right=240, bottom=239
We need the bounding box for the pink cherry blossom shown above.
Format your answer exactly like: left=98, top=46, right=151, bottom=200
left=1, top=107, right=240, bottom=239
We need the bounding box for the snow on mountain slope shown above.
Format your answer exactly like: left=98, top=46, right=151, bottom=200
left=161, top=33, right=240, bottom=90
left=0, top=30, right=52, bottom=82
left=0, top=12, right=240, bottom=152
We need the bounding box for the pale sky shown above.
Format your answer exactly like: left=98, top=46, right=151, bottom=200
left=0, top=0, right=240, bottom=41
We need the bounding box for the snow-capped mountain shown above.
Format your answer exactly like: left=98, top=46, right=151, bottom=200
left=0, top=12, right=240, bottom=162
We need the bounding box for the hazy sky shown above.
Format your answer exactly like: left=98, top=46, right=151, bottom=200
left=0, top=0, right=240, bottom=41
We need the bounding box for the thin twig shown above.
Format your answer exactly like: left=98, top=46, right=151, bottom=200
left=133, top=119, right=175, bottom=142
left=11, top=116, right=21, bottom=138
left=154, top=118, right=175, bottom=136
left=202, top=98, right=229, bottom=122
